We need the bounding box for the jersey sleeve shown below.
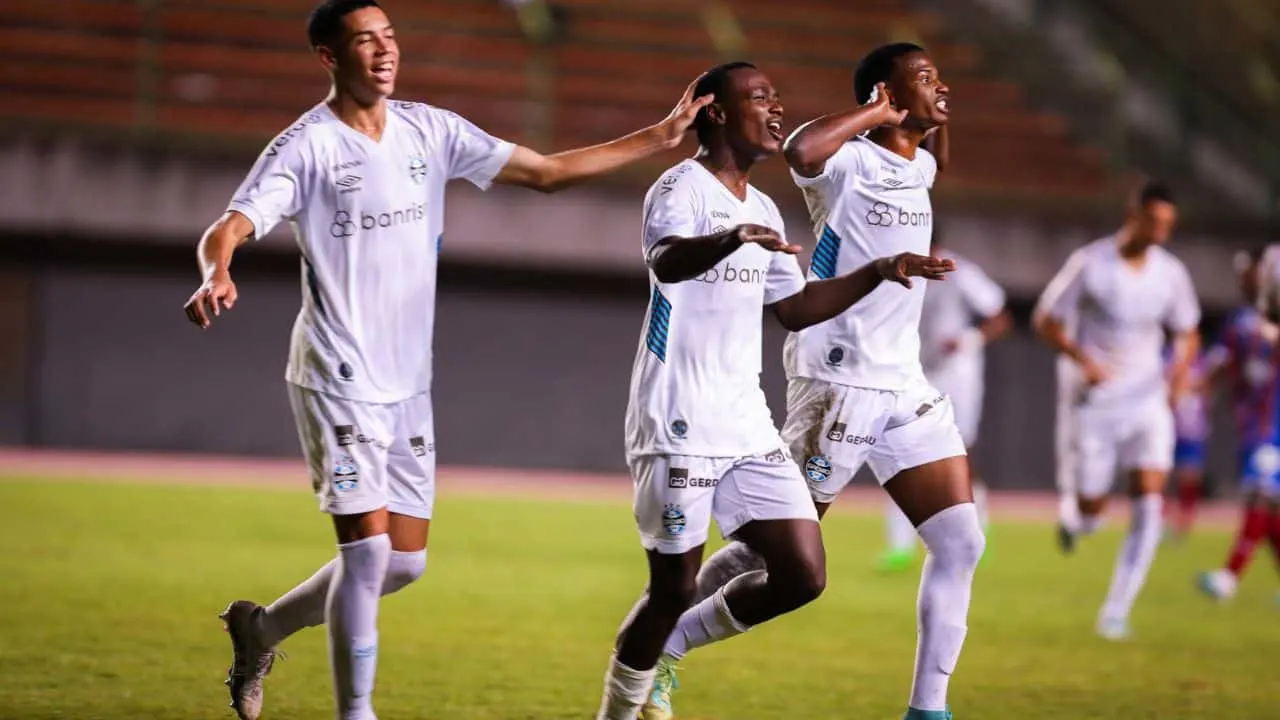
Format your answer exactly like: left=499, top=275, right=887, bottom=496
left=788, top=137, right=864, bottom=192
left=642, top=166, right=701, bottom=252
left=761, top=198, right=804, bottom=304
left=1034, top=247, right=1089, bottom=322
left=439, top=109, right=516, bottom=190
left=763, top=251, right=807, bottom=305
left=226, top=130, right=308, bottom=240
left=1164, top=260, right=1202, bottom=333
left=957, top=261, right=1006, bottom=319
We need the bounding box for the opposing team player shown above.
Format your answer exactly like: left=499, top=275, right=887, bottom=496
left=595, top=61, right=954, bottom=720
left=882, top=229, right=1010, bottom=571
left=1198, top=248, right=1280, bottom=599
left=181, top=2, right=716, bottom=718
left=1034, top=181, right=1200, bottom=639
left=1166, top=345, right=1210, bottom=540
left=644, top=44, right=984, bottom=720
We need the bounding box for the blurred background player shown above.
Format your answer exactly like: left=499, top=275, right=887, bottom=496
left=182, top=1, right=711, bottom=719
left=1197, top=248, right=1280, bottom=600
left=1165, top=344, right=1211, bottom=540
left=595, top=62, right=953, bottom=720
left=651, top=43, right=984, bottom=720
left=881, top=227, right=1010, bottom=571
left=1033, top=180, right=1201, bottom=640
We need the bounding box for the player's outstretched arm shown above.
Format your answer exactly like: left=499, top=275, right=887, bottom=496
left=183, top=211, right=254, bottom=328
left=771, top=253, right=954, bottom=331
left=783, top=82, right=906, bottom=178
left=648, top=224, right=801, bottom=284
left=492, top=77, right=713, bottom=193
left=1167, top=329, right=1202, bottom=404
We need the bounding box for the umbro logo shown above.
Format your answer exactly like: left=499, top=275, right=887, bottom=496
left=883, top=177, right=904, bottom=188
left=335, top=175, right=363, bottom=193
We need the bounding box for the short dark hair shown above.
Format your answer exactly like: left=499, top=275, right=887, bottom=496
left=692, top=61, right=757, bottom=144
left=853, top=42, right=925, bottom=104
left=308, top=0, right=380, bottom=49
left=1136, top=179, right=1176, bottom=207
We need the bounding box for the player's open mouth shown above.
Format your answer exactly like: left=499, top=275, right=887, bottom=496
left=766, top=119, right=783, bottom=141
left=935, top=97, right=949, bottom=114
left=372, top=64, right=395, bottom=82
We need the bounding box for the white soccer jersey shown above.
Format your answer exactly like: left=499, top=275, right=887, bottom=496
left=625, top=160, right=807, bottom=459
left=783, top=135, right=938, bottom=390
left=228, top=101, right=515, bottom=404
left=1036, top=236, right=1201, bottom=409
left=919, top=248, right=1006, bottom=376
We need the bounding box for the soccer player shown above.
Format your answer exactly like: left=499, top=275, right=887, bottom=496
left=1166, top=346, right=1210, bottom=540
left=881, top=229, right=1010, bottom=571
left=643, top=44, right=984, bottom=720
left=595, top=61, right=954, bottom=720
left=180, top=2, right=716, bottom=718
left=1034, top=180, right=1201, bottom=640
left=1197, top=248, right=1280, bottom=599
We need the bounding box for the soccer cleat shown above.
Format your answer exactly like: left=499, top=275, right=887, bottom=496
left=1056, top=523, right=1076, bottom=555
left=877, top=547, right=916, bottom=573
left=1196, top=569, right=1238, bottom=602
left=904, top=706, right=952, bottom=719
left=1096, top=616, right=1131, bottom=641
left=639, top=654, right=679, bottom=720
left=220, top=600, right=280, bottom=720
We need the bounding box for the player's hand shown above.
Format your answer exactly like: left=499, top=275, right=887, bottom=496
left=184, top=271, right=238, bottom=329
left=866, top=82, right=909, bottom=127
left=655, top=74, right=716, bottom=149
left=876, top=252, right=956, bottom=289
left=733, top=224, right=802, bottom=254
left=1079, top=355, right=1111, bottom=387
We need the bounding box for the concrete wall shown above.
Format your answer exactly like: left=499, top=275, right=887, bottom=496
left=6, top=254, right=1240, bottom=492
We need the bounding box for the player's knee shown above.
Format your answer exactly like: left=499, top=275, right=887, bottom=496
left=920, top=506, right=985, bottom=573
left=383, top=549, right=427, bottom=594
left=649, top=575, right=699, bottom=616
left=790, top=561, right=827, bottom=606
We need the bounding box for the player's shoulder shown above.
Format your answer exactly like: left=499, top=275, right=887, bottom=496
left=386, top=99, right=459, bottom=131
left=648, top=160, right=703, bottom=200
left=259, top=105, right=333, bottom=160
left=916, top=144, right=939, bottom=175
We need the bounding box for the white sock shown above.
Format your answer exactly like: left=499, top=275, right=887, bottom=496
left=1079, top=514, right=1103, bottom=536
left=327, top=534, right=392, bottom=720
left=1100, top=494, right=1163, bottom=621
left=662, top=576, right=753, bottom=659
left=910, top=503, right=985, bottom=712
left=1058, top=491, right=1082, bottom=533
left=258, top=550, right=427, bottom=646
left=887, top=500, right=918, bottom=553
left=693, top=541, right=765, bottom=603
left=971, top=478, right=990, bottom=531
left=595, top=655, right=656, bottom=720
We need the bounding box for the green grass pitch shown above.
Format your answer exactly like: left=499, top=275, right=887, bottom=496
left=2, top=478, right=1277, bottom=719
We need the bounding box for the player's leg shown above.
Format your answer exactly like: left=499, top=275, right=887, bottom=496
left=684, top=378, right=874, bottom=604
left=1169, top=439, right=1205, bottom=539
left=251, top=399, right=436, bottom=646
left=1059, top=407, right=1119, bottom=553
left=644, top=451, right=823, bottom=720
left=872, top=391, right=981, bottom=720
left=596, top=455, right=714, bottom=720
left=881, top=499, right=919, bottom=571
left=1199, top=446, right=1275, bottom=600
left=1096, top=407, right=1173, bottom=639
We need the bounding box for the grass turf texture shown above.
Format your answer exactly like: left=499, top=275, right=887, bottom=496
left=1, top=479, right=1277, bottom=719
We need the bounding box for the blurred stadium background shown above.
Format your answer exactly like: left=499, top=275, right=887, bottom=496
left=1, top=0, right=1276, bottom=491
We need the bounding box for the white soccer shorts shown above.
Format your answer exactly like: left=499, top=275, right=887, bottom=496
left=629, top=447, right=819, bottom=555
left=926, top=365, right=983, bottom=449
left=288, top=384, right=436, bottom=519
left=1060, top=399, right=1174, bottom=498
left=781, top=377, right=968, bottom=504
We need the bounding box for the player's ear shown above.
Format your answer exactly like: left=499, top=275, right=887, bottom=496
left=315, top=43, right=340, bottom=73
left=705, top=101, right=727, bottom=129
